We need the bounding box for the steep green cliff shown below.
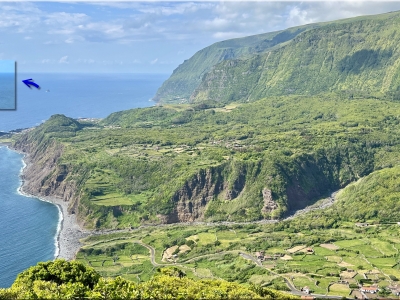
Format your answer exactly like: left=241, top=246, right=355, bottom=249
left=13, top=93, right=400, bottom=229
left=191, top=11, right=400, bottom=103
left=12, top=11, right=400, bottom=230
left=153, top=24, right=317, bottom=104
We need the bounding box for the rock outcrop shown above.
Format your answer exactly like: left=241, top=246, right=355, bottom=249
left=165, top=168, right=224, bottom=223
left=14, top=137, right=79, bottom=214
left=261, top=188, right=278, bottom=214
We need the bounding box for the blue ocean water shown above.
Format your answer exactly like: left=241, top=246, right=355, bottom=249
left=0, top=147, right=59, bottom=287
left=0, top=73, right=16, bottom=110
left=0, top=73, right=168, bottom=132
left=0, top=73, right=168, bottom=287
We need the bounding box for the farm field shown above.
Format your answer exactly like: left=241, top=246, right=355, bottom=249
left=76, top=221, right=400, bottom=298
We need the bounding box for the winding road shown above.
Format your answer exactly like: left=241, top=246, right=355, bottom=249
left=89, top=191, right=345, bottom=298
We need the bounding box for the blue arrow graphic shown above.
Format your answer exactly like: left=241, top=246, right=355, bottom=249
left=22, top=79, right=40, bottom=89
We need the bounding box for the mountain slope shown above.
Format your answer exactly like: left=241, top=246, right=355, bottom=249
left=12, top=93, right=400, bottom=229
left=152, top=24, right=318, bottom=104
left=191, top=11, right=400, bottom=104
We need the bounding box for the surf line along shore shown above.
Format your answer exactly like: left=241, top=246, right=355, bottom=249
left=7, top=144, right=91, bottom=261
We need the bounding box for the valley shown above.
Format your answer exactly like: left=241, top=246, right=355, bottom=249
left=3, top=8, right=400, bottom=299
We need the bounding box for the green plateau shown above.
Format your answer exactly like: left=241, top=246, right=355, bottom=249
left=191, top=11, right=400, bottom=104
left=4, top=9, right=400, bottom=299
left=153, top=22, right=320, bottom=104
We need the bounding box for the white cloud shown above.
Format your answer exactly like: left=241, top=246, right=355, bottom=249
left=77, top=58, right=95, bottom=64
left=212, top=31, right=243, bottom=40
left=286, top=6, right=316, bottom=27
left=59, top=56, right=69, bottom=64
left=41, top=59, right=55, bottom=64
left=4, top=1, right=400, bottom=74
left=45, top=12, right=88, bottom=25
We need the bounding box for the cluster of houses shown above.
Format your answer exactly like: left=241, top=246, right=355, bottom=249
left=388, top=284, right=400, bottom=296
left=255, top=247, right=314, bottom=261
left=360, top=286, right=379, bottom=294
left=254, top=248, right=400, bottom=298
left=255, top=251, right=284, bottom=261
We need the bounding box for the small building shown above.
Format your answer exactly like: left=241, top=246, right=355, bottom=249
left=360, top=286, right=378, bottom=293
left=302, top=286, right=310, bottom=294
left=273, top=253, right=284, bottom=258
left=306, top=247, right=314, bottom=253
left=301, top=296, right=315, bottom=300
left=255, top=251, right=265, bottom=260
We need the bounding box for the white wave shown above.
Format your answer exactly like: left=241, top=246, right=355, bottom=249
left=14, top=151, right=62, bottom=260
left=54, top=205, right=62, bottom=259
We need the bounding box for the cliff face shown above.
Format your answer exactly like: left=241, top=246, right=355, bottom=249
left=14, top=138, right=77, bottom=204
left=12, top=115, right=84, bottom=222
left=13, top=129, right=375, bottom=227
left=189, top=11, right=400, bottom=104
left=11, top=108, right=376, bottom=229
left=153, top=25, right=315, bottom=104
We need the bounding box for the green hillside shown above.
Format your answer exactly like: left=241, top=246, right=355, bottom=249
left=153, top=24, right=318, bottom=104
left=190, top=11, right=400, bottom=104
left=11, top=93, right=400, bottom=229
left=8, top=10, right=400, bottom=297
left=0, top=260, right=294, bottom=299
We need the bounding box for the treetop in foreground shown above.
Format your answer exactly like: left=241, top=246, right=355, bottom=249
left=0, top=260, right=296, bottom=299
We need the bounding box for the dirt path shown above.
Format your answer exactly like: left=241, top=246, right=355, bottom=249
left=284, top=191, right=339, bottom=221
left=84, top=190, right=341, bottom=241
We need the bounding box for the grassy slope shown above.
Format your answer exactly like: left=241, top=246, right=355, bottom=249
left=74, top=164, right=400, bottom=292
left=76, top=204, right=400, bottom=296
left=13, top=94, right=400, bottom=229
left=191, top=11, right=400, bottom=104
left=153, top=24, right=318, bottom=103
left=8, top=11, right=400, bottom=297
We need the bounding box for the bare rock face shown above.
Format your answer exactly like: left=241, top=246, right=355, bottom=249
left=163, top=167, right=224, bottom=223
left=224, top=173, right=246, bottom=200
left=16, top=140, right=77, bottom=205
left=261, top=188, right=278, bottom=214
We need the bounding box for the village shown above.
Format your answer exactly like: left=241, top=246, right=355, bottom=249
left=253, top=244, right=400, bottom=299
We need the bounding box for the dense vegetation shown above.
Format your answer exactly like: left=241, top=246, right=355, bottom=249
left=191, top=11, right=400, bottom=104
left=153, top=23, right=319, bottom=103
left=6, top=10, right=400, bottom=298
left=11, top=11, right=400, bottom=230
left=11, top=92, right=400, bottom=229
left=0, top=260, right=294, bottom=299
left=72, top=195, right=400, bottom=298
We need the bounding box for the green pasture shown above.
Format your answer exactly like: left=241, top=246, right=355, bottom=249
left=328, top=283, right=351, bottom=297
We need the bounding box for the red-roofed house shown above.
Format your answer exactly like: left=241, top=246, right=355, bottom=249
left=360, top=286, right=378, bottom=293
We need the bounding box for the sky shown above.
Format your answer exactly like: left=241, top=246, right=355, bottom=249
left=0, top=60, right=15, bottom=73
left=2, top=1, right=400, bottom=74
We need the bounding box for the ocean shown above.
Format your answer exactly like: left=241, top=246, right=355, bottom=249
left=0, top=73, right=16, bottom=110
left=0, top=72, right=168, bottom=287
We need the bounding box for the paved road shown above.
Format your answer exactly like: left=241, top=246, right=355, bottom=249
left=90, top=191, right=347, bottom=298
left=239, top=252, right=306, bottom=295
left=133, top=240, right=164, bottom=267
left=239, top=251, right=347, bottom=299
left=89, top=190, right=341, bottom=239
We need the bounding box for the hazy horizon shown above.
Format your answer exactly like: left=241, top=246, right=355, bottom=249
left=3, top=1, right=400, bottom=74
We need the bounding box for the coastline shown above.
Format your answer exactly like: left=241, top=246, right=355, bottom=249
left=9, top=145, right=91, bottom=261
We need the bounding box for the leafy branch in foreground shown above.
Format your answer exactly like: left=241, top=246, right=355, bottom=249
left=0, top=260, right=295, bottom=300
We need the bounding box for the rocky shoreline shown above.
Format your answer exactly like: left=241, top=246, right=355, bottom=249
left=12, top=145, right=91, bottom=260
